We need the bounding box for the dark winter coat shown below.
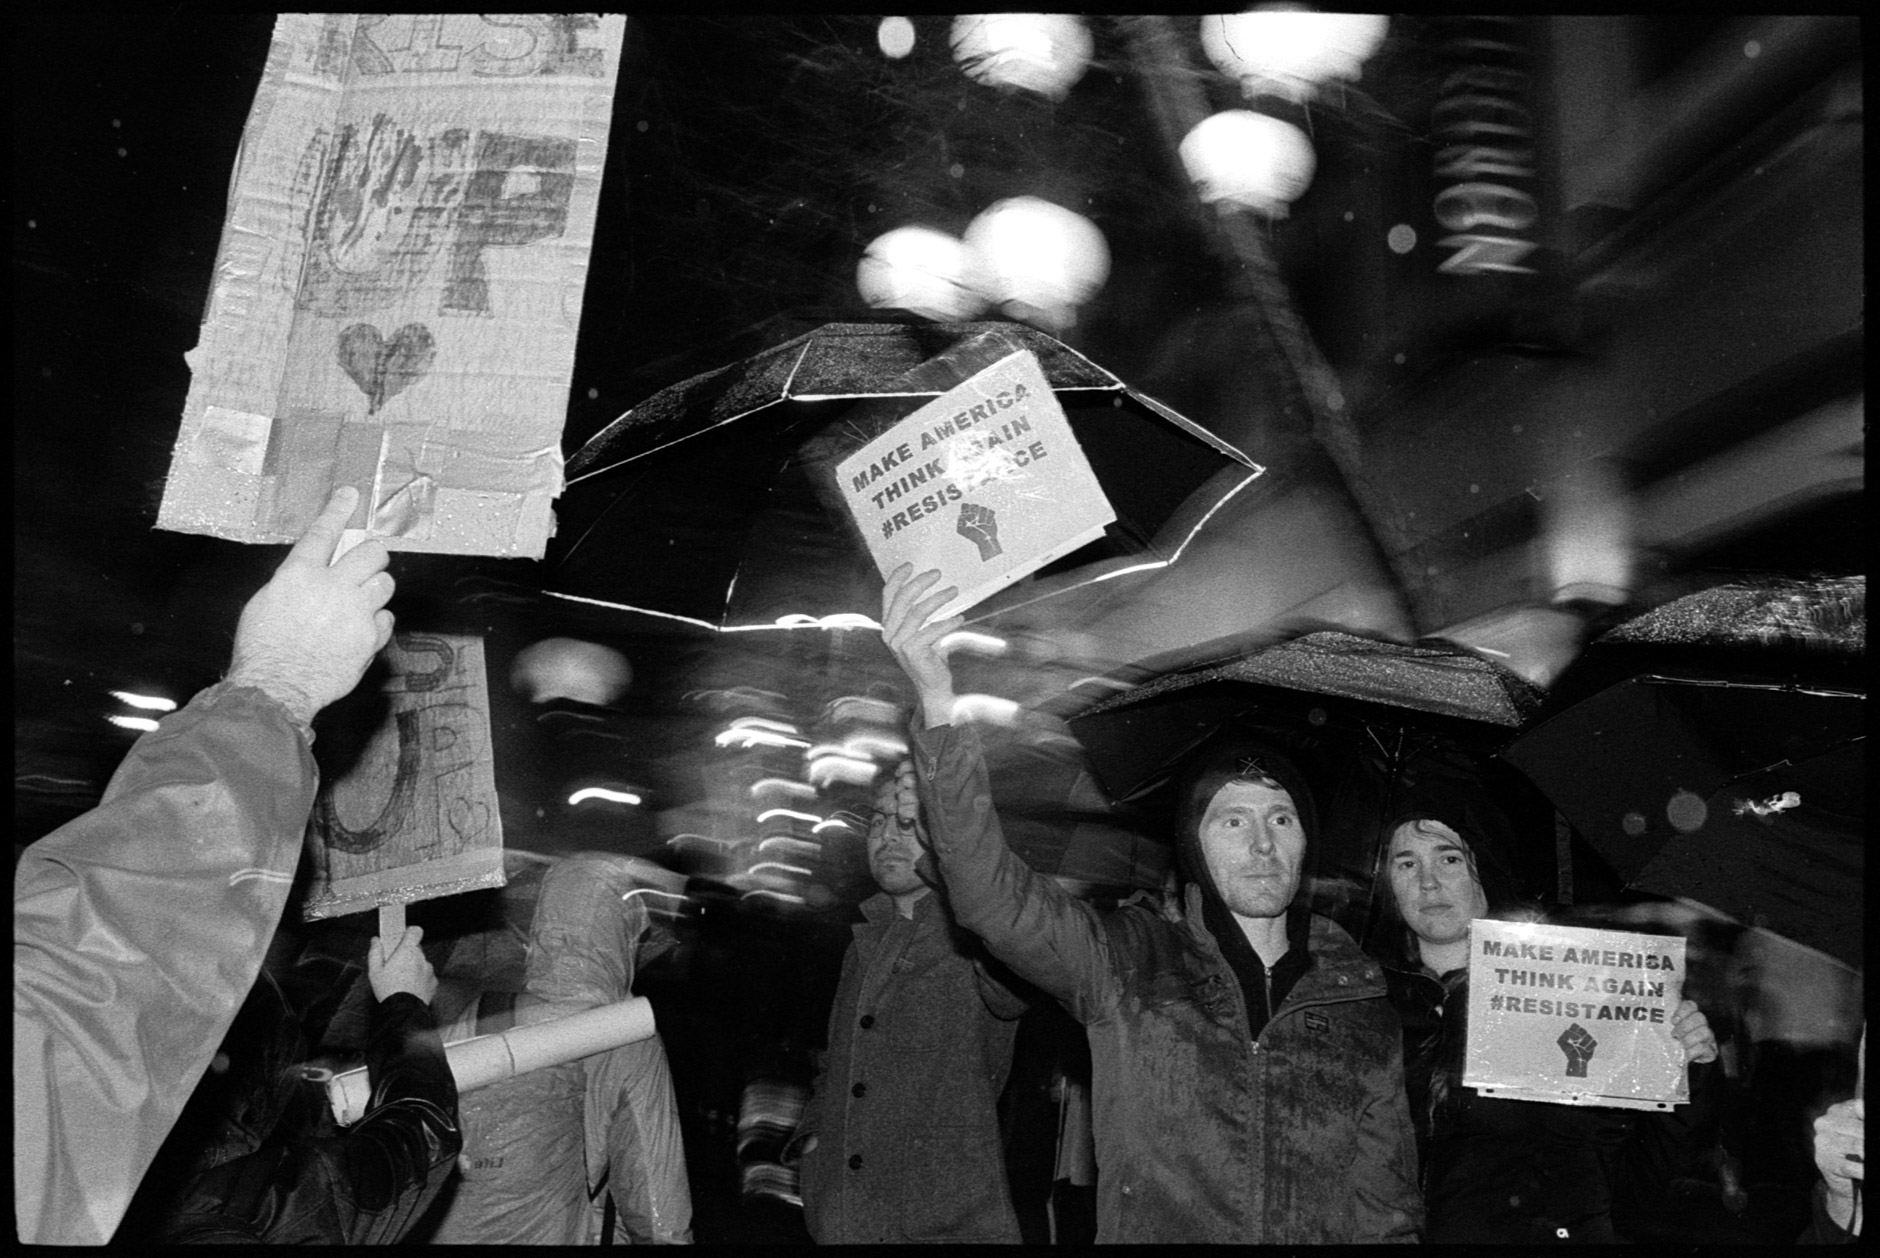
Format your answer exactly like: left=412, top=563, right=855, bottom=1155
left=1387, top=959, right=1716, bottom=1243
left=912, top=722, right=1422, bottom=1244
left=798, top=888, right=1030, bottom=1243
left=161, top=991, right=461, bottom=1244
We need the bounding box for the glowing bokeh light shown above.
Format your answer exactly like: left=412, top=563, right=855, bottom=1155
left=510, top=638, right=632, bottom=705
left=949, top=13, right=1092, bottom=101
left=1200, top=7, right=1389, bottom=102
left=877, top=15, right=916, bottom=59
left=1179, top=110, right=1317, bottom=216
left=106, top=715, right=160, bottom=733
left=962, top=196, right=1110, bottom=324
left=857, top=226, right=988, bottom=322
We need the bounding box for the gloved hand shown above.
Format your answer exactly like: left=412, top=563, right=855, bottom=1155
left=226, top=485, right=396, bottom=726
left=369, top=926, right=439, bottom=1006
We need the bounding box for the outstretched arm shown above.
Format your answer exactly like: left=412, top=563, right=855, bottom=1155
left=882, top=566, right=1117, bottom=1021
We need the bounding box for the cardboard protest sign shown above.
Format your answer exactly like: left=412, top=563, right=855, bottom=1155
left=1464, top=920, right=1689, bottom=1111
left=303, top=632, right=505, bottom=920
left=834, top=350, right=1116, bottom=618
left=159, top=14, right=627, bottom=558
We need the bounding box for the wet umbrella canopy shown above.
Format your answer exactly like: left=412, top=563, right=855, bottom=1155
left=1069, top=630, right=1551, bottom=891
left=548, top=320, right=1261, bottom=630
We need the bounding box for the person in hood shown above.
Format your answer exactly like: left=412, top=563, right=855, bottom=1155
left=1370, top=779, right=1721, bottom=1243
left=879, top=565, right=1421, bottom=1243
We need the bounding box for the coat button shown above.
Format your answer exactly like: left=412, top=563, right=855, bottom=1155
left=848, top=1153, right=864, bottom=1170
left=1338, top=975, right=1349, bottom=985
left=851, top=1082, right=867, bottom=1098
left=859, top=1014, right=875, bottom=1029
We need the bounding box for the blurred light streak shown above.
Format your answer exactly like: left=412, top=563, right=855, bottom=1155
left=568, top=786, right=642, bottom=806
left=829, top=695, right=902, bottom=724
left=939, top=629, right=1008, bottom=656
left=950, top=694, right=1021, bottom=725
left=750, top=778, right=817, bottom=799
left=842, top=733, right=908, bottom=760
left=667, top=833, right=737, bottom=849
left=758, top=836, right=823, bottom=856
left=747, top=861, right=813, bottom=878
left=110, top=691, right=176, bottom=712
left=755, top=808, right=822, bottom=825
left=622, top=888, right=691, bottom=904
left=544, top=589, right=882, bottom=634
left=106, top=715, right=160, bottom=732
left=808, top=755, right=878, bottom=788
left=812, top=817, right=859, bottom=834
left=716, top=727, right=811, bottom=751
left=741, top=888, right=808, bottom=905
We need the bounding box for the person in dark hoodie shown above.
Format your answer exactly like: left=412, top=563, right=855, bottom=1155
left=880, top=565, right=1421, bottom=1243
left=1370, top=779, right=1721, bottom=1243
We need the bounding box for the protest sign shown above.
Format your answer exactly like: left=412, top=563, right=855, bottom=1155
left=158, top=14, right=626, bottom=558
left=1464, top=920, right=1689, bottom=1111
left=834, top=349, right=1116, bottom=618
left=303, top=631, right=505, bottom=920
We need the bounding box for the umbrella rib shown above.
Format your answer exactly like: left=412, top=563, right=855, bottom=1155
left=1635, top=674, right=1865, bottom=699
left=1719, top=733, right=1867, bottom=791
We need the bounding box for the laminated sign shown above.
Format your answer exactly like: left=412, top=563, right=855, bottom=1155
left=304, top=632, right=505, bottom=920
left=1464, top=920, right=1689, bottom=1111
left=158, top=14, right=627, bottom=558
left=835, top=350, right=1117, bottom=618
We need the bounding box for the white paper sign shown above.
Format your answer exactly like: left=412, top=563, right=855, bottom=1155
left=834, top=350, right=1116, bottom=618
left=1464, top=920, right=1689, bottom=1111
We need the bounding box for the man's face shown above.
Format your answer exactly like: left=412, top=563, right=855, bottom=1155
left=1387, top=819, right=1489, bottom=946
left=1197, top=779, right=1305, bottom=920
left=866, top=761, right=927, bottom=897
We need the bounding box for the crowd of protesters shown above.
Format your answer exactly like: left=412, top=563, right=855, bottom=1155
left=13, top=504, right=1862, bottom=1245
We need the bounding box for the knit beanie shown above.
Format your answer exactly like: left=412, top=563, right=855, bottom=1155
left=1174, top=737, right=1320, bottom=906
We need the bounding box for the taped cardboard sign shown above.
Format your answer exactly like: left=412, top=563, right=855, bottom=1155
left=304, top=631, right=505, bottom=920
left=159, top=14, right=627, bottom=558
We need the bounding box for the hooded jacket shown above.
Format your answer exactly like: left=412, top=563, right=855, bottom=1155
left=14, top=682, right=320, bottom=1245
left=912, top=721, right=1421, bottom=1243
left=1369, top=787, right=1717, bottom=1243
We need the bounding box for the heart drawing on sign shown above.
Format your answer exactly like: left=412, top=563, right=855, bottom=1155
left=337, top=322, right=437, bottom=415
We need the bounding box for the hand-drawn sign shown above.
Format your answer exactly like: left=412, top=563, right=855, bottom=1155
left=158, top=14, right=627, bottom=559
left=304, top=631, right=506, bottom=919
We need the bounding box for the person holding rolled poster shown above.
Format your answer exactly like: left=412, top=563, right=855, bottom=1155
left=158, top=927, right=461, bottom=1243
left=421, top=852, right=693, bottom=1245
left=880, top=566, right=1421, bottom=1244
left=792, top=755, right=1033, bottom=1244
left=14, top=484, right=396, bottom=1246
left=1370, top=784, right=1722, bottom=1243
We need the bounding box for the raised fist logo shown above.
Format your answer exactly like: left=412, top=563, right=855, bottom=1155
left=1556, top=1022, right=1598, bottom=1078
left=957, top=502, right=1002, bottom=561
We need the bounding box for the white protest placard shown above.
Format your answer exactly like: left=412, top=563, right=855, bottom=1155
left=158, top=15, right=626, bottom=558
left=1464, top=920, right=1689, bottom=1111
left=303, top=632, right=505, bottom=920
left=834, top=350, right=1116, bottom=618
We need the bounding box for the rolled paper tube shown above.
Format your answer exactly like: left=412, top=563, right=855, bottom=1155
left=326, top=995, right=657, bottom=1126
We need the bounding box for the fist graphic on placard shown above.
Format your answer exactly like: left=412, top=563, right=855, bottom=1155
left=957, top=502, right=1002, bottom=561
left=1556, top=1022, right=1598, bottom=1078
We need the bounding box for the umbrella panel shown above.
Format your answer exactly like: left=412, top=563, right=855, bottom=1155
left=1503, top=676, right=1863, bottom=886
left=1627, top=740, right=1863, bottom=969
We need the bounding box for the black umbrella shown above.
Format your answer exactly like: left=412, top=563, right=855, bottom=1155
left=1068, top=629, right=1551, bottom=892
left=547, top=319, right=1262, bottom=631
left=1502, top=671, right=1864, bottom=967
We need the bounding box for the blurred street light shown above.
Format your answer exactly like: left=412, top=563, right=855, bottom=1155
left=1180, top=109, right=1317, bottom=216
left=950, top=14, right=1093, bottom=101
left=1200, top=6, right=1389, bottom=103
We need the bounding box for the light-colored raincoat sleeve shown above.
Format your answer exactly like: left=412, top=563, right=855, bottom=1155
left=13, top=682, right=318, bottom=1245
left=910, top=721, right=1119, bottom=1023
